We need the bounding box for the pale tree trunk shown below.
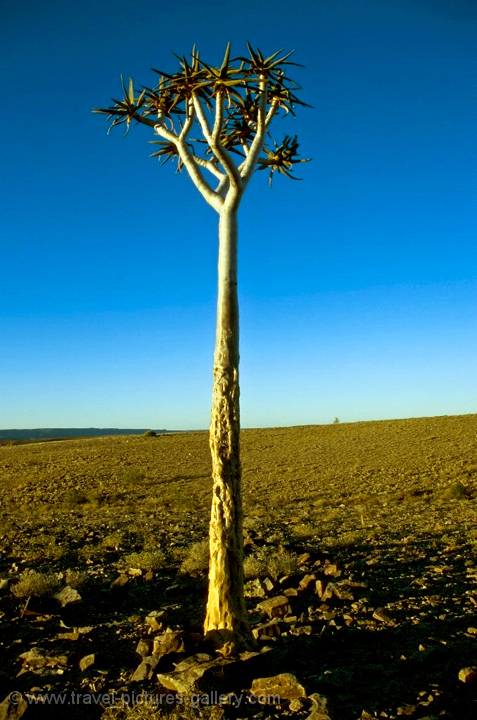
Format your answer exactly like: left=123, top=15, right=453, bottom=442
left=204, top=204, right=250, bottom=652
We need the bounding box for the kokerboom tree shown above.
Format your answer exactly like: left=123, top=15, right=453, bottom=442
left=95, top=43, right=309, bottom=653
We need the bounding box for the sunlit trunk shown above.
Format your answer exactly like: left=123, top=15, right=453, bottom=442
left=204, top=206, right=250, bottom=652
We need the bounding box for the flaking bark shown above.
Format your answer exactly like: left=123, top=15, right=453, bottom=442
left=204, top=208, right=250, bottom=651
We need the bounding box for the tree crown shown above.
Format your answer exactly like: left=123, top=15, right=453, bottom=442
left=94, top=44, right=310, bottom=208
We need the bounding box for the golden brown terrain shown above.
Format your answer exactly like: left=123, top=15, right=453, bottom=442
left=0, top=414, right=476, bottom=719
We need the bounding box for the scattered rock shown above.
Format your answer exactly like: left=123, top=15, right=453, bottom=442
left=152, top=629, right=185, bottom=658
left=79, top=653, right=95, bottom=672
left=145, top=610, right=167, bottom=632
left=321, top=583, right=337, bottom=602
left=157, top=653, right=218, bottom=694
left=19, top=648, right=67, bottom=671
left=136, top=639, right=152, bottom=657
left=458, top=666, right=477, bottom=684
left=252, top=620, right=281, bottom=640
left=333, top=580, right=355, bottom=600
left=315, top=579, right=327, bottom=599
left=245, top=578, right=266, bottom=599
left=283, top=587, right=298, bottom=597
left=250, top=672, right=306, bottom=701
left=262, top=577, right=274, bottom=593
left=157, top=651, right=263, bottom=694
left=131, top=658, right=157, bottom=682
left=57, top=630, right=80, bottom=641
left=110, top=574, right=129, bottom=588
left=128, top=568, right=143, bottom=577
left=396, top=703, right=417, bottom=715
left=372, top=608, right=395, bottom=625
left=323, top=562, right=341, bottom=577
left=299, top=574, right=316, bottom=592
left=53, top=586, right=82, bottom=607
left=257, top=595, right=291, bottom=619
left=289, top=624, right=313, bottom=636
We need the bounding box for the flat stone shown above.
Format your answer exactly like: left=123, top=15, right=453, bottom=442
left=53, top=586, right=82, bottom=607
left=372, top=608, right=395, bottom=625
left=128, top=568, right=143, bottom=577
left=315, top=579, right=327, bottom=598
left=323, top=562, right=341, bottom=577
left=262, top=577, right=274, bottom=593
left=252, top=620, right=281, bottom=640
left=283, top=587, right=298, bottom=597
left=157, top=651, right=263, bottom=695
left=289, top=625, right=313, bottom=636
left=131, top=658, right=155, bottom=682
left=257, top=595, right=291, bottom=619
left=145, top=610, right=167, bottom=632
left=250, top=672, right=306, bottom=701
left=333, top=582, right=354, bottom=601
left=157, top=653, right=220, bottom=694
left=79, top=653, right=95, bottom=672
left=299, top=574, right=316, bottom=592
left=321, top=583, right=337, bottom=601
left=136, top=639, right=152, bottom=657
left=19, top=648, right=67, bottom=669
left=111, top=574, right=129, bottom=588
left=152, top=629, right=185, bottom=657
left=245, top=578, right=266, bottom=598
left=57, top=630, right=80, bottom=641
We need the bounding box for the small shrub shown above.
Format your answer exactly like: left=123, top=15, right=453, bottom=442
left=244, top=548, right=298, bottom=580
left=78, top=544, right=103, bottom=562
left=101, top=698, right=223, bottom=719
left=291, top=522, right=316, bottom=540
left=65, top=569, right=88, bottom=589
left=180, top=539, right=209, bottom=576
left=122, top=549, right=166, bottom=570
left=11, top=569, right=61, bottom=599
left=119, top=468, right=145, bottom=485
left=446, top=481, right=469, bottom=500
left=101, top=531, right=124, bottom=550
left=65, top=488, right=89, bottom=506
left=143, top=430, right=157, bottom=438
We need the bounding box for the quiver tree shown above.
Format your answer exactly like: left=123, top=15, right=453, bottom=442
left=94, top=43, right=309, bottom=653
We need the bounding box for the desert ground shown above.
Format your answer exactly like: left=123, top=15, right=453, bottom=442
left=0, top=414, right=476, bottom=719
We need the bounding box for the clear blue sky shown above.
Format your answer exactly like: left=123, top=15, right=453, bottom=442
left=1, top=0, right=475, bottom=429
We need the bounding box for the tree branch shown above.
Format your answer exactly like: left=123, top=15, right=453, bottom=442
left=239, top=81, right=279, bottom=186
left=127, top=109, right=224, bottom=192
left=153, top=123, right=223, bottom=212
left=193, top=94, right=242, bottom=192
left=179, top=99, right=195, bottom=140
left=212, top=93, right=224, bottom=142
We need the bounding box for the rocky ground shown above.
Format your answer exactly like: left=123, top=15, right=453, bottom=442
left=0, top=414, right=476, bottom=719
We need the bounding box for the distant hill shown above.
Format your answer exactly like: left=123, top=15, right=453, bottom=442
left=0, top=428, right=167, bottom=441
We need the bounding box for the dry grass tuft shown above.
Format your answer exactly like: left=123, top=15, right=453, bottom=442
left=11, top=569, right=61, bottom=599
